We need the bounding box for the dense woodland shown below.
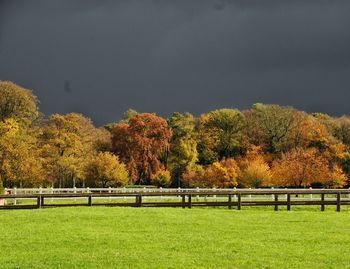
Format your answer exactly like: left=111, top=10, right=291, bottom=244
left=1, top=81, right=350, bottom=189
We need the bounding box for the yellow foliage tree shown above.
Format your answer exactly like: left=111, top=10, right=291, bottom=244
left=151, top=170, right=171, bottom=187
left=0, top=118, right=44, bottom=187
left=0, top=81, right=39, bottom=126
left=41, top=113, right=104, bottom=187
left=84, top=152, right=129, bottom=187
left=239, top=159, right=271, bottom=188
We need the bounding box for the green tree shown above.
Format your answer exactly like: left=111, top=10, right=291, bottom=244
left=198, top=108, right=245, bottom=163
left=168, top=112, right=198, bottom=186
left=245, top=104, right=303, bottom=153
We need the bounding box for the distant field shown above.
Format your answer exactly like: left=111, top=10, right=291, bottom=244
left=1, top=207, right=350, bottom=269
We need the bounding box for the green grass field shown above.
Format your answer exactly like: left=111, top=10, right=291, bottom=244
left=1, top=207, right=350, bottom=269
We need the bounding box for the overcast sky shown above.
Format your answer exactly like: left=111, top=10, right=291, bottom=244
left=0, top=0, right=350, bottom=126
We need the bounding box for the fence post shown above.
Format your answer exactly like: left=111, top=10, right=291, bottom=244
left=160, top=187, right=163, bottom=201
left=309, top=187, right=313, bottom=200
left=37, top=195, right=42, bottom=209
left=233, top=187, right=237, bottom=200
left=228, top=194, right=232, bottom=209
left=285, top=188, right=288, bottom=200
left=213, top=187, right=216, bottom=199
left=73, top=186, right=77, bottom=202
left=182, top=195, right=186, bottom=209
left=13, top=187, right=17, bottom=205
left=321, top=193, right=325, bottom=211
left=336, top=193, right=341, bottom=212
left=237, top=193, right=241, bottom=210
left=178, top=187, right=181, bottom=201
left=41, top=195, right=44, bottom=207
left=123, top=187, right=126, bottom=201
left=50, top=187, right=54, bottom=202
left=188, top=194, right=192, bottom=209
left=136, top=195, right=142, bottom=207
left=108, top=187, right=112, bottom=202
left=287, top=193, right=291, bottom=211
left=88, top=195, right=92, bottom=206
left=196, top=187, right=200, bottom=201
left=248, top=188, right=252, bottom=200
left=271, top=187, right=274, bottom=200
left=274, top=194, right=278, bottom=211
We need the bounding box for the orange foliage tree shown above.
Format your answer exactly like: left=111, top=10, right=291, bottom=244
left=182, top=159, right=240, bottom=188
left=112, top=113, right=172, bottom=184
left=271, top=147, right=346, bottom=187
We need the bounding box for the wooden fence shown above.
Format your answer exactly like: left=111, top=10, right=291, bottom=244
left=1, top=188, right=350, bottom=211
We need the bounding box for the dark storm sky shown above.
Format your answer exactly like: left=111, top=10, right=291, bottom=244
left=1, top=0, right=350, bottom=126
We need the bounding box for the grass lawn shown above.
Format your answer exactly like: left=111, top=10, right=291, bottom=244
left=1, top=207, right=350, bottom=269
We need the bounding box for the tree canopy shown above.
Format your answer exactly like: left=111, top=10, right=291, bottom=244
left=1, top=81, right=349, bottom=188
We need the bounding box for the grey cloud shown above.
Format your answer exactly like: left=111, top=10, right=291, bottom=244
left=0, top=0, right=349, bottom=126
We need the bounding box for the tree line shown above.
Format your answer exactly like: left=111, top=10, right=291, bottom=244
left=1, top=81, right=349, bottom=189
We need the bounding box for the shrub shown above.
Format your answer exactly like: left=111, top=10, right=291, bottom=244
left=151, top=170, right=171, bottom=187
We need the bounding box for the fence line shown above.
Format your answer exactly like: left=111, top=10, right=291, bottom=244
left=1, top=188, right=350, bottom=211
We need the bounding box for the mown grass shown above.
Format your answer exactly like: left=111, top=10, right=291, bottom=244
left=1, top=207, right=350, bottom=268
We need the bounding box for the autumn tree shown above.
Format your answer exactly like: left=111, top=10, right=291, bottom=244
left=0, top=83, right=44, bottom=187
left=84, top=152, right=129, bottom=187
left=121, top=109, right=138, bottom=123
left=286, top=113, right=332, bottom=151
left=245, top=104, right=303, bottom=153
left=104, top=109, right=139, bottom=132
left=271, top=147, right=346, bottom=187
left=182, top=165, right=206, bottom=187
left=197, top=108, right=245, bottom=164
left=151, top=170, right=171, bottom=187
left=0, top=81, right=39, bottom=126
left=182, top=159, right=240, bottom=188
left=237, top=146, right=271, bottom=187
left=168, top=112, right=198, bottom=186
left=40, top=113, right=103, bottom=187
left=0, top=118, right=45, bottom=187
left=112, top=113, right=172, bottom=184
left=205, top=159, right=240, bottom=188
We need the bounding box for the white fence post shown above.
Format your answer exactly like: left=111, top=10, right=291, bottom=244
left=50, top=187, right=54, bottom=202
left=178, top=187, right=181, bottom=201
left=196, top=187, right=200, bottom=201
left=13, top=187, right=17, bottom=205
left=233, top=187, right=237, bottom=200
left=249, top=188, right=252, bottom=200
left=108, top=187, right=112, bottom=202
left=285, top=188, right=288, bottom=200
left=309, top=187, right=313, bottom=200
left=123, top=187, right=126, bottom=200
left=160, top=187, right=163, bottom=200
left=73, top=187, right=77, bottom=202
left=271, top=187, right=274, bottom=200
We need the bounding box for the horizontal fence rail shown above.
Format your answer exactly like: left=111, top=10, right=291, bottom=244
left=1, top=188, right=350, bottom=211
